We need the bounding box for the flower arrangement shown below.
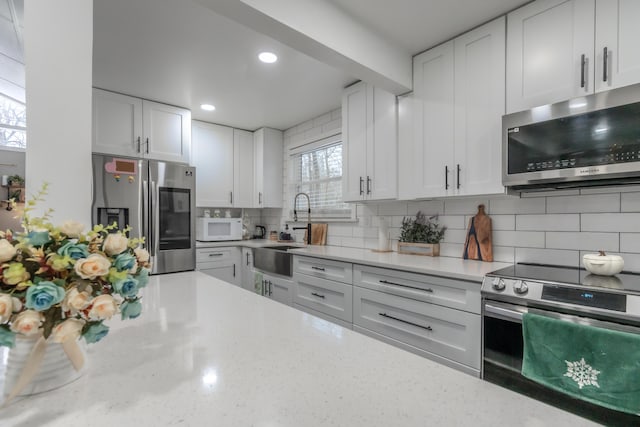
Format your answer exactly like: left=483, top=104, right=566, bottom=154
left=0, top=184, right=150, bottom=348
left=399, top=211, right=446, bottom=244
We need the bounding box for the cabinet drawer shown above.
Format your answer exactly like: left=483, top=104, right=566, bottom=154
left=293, top=273, right=353, bottom=322
left=353, top=264, right=480, bottom=314
left=353, top=286, right=480, bottom=369
left=293, top=303, right=353, bottom=330
left=293, top=256, right=352, bottom=284
left=196, top=247, right=236, bottom=263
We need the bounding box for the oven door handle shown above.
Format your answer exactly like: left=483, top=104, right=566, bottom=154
left=484, top=303, right=524, bottom=322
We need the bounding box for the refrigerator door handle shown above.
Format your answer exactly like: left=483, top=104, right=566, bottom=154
left=150, top=179, right=159, bottom=256
left=142, top=178, right=150, bottom=250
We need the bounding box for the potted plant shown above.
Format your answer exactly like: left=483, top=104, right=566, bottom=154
left=398, top=211, right=446, bottom=256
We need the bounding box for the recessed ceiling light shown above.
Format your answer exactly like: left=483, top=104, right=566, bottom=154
left=258, top=52, right=278, bottom=63
left=200, top=104, right=216, bottom=111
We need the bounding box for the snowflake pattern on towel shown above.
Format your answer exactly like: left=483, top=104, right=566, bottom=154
left=564, top=358, right=600, bottom=389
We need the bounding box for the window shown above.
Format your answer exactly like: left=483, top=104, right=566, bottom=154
left=0, top=93, right=26, bottom=150
left=290, top=138, right=352, bottom=219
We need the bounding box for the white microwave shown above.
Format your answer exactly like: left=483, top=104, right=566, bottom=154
left=196, top=217, right=242, bottom=241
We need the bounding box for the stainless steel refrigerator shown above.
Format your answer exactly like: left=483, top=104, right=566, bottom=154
left=91, top=154, right=196, bottom=274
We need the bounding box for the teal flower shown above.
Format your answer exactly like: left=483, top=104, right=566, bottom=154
left=57, top=241, right=89, bottom=260
left=0, top=326, right=16, bottom=348
left=121, top=300, right=142, bottom=320
left=137, top=268, right=150, bottom=288
left=25, top=281, right=65, bottom=311
left=113, top=276, right=139, bottom=298
left=83, top=322, right=109, bottom=344
left=26, top=231, right=51, bottom=247
left=114, top=252, right=137, bottom=272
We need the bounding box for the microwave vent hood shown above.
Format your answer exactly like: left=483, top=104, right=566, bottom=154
left=502, top=82, right=640, bottom=192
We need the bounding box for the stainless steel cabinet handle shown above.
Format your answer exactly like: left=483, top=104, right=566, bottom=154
left=258, top=192, right=262, bottom=205
left=145, top=137, right=149, bottom=154
left=311, top=292, right=325, bottom=299
left=379, top=279, right=433, bottom=293
left=230, top=191, right=233, bottom=204
left=208, top=253, right=223, bottom=257
left=603, top=47, right=608, bottom=82
left=366, top=176, right=371, bottom=195
left=262, top=279, right=266, bottom=296
left=456, top=164, right=461, bottom=190
left=379, top=312, right=432, bottom=331
left=311, top=266, right=325, bottom=271
left=580, top=54, right=586, bottom=88
left=445, top=165, right=449, bottom=190
left=359, top=177, right=364, bottom=195
left=268, top=280, right=273, bottom=296
left=233, top=264, right=236, bottom=277
left=246, top=252, right=250, bottom=266
left=137, top=136, right=141, bottom=153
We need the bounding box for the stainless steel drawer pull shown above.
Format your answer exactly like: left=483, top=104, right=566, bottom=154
left=311, top=266, right=326, bottom=271
left=268, top=280, right=273, bottom=296
left=379, top=279, right=433, bottom=293
left=379, top=312, right=432, bottom=331
left=208, top=253, right=223, bottom=257
left=580, top=54, right=586, bottom=88
left=311, top=292, right=325, bottom=299
left=603, top=47, right=608, bottom=82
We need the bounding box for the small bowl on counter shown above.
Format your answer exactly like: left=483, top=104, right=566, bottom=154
left=582, top=251, right=624, bottom=276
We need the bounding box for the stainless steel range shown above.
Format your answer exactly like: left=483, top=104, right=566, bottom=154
left=481, top=263, right=640, bottom=426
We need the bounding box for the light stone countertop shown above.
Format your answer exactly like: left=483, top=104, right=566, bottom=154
left=0, top=272, right=595, bottom=426
left=197, top=241, right=512, bottom=282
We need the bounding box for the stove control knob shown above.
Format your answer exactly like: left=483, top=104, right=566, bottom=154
left=513, top=280, right=529, bottom=295
left=491, top=277, right=505, bottom=291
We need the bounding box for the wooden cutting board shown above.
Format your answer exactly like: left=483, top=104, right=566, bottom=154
left=463, top=205, right=493, bottom=262
left=305, top=223, right=327, bottom=245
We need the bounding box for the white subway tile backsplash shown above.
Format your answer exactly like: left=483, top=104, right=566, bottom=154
left=357, top=204, right=378, bottom=217
left=407, top=200, right=445, bottom=216
left=621, top=192, right=640, bottom=212
left=516, top=214, right=580, bottom=231
left=493, top=230, right=545, bottom=248
left=438, top=215, right=466, bottom=230
left=442, top=229, right=467, bottom=244
left=445, top=198, right=490, bottom=215
left=546, top=232, right=618, bottom=252
left=491, top=246, right=515, bottom=263
left=439, top=242, right=464, bottom=258
left=580, top=184, right=640, bottom=195
left=341, top=237, right=365, bottom=248
left=547, top=194, right=619, bottom=213
left=378, top=202, right=408, bottom=216
left=490, top=215, right=516, bottom=231
left=515, top=248, right=579, bottom=267
left=605, top=252, right=640, bottom=273
left=581, top=213, right=640, bottom=232
left=329, top=225, right=353, bottom=237
left=353, top=227, right=378, bottom=239
left=489, top=196, right=545, bottom=214
left=620, top=233, right=640, bottom=253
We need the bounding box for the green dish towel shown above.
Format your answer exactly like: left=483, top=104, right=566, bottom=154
left=254, top=271, right=263, bottom=295
left=522, top=312, right=640, bottom=415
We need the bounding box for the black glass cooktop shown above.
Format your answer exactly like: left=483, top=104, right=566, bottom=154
left=488, top=263, right=640, bottom=294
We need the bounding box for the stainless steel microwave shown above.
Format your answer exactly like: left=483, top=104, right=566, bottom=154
left=503, top=82, right=640, bottom=191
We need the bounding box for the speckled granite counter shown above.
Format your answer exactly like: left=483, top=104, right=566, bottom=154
left=0, top=272, right=595, bottom=426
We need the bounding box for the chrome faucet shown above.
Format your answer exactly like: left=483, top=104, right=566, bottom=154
left=293, top=192, right=312, bottom=244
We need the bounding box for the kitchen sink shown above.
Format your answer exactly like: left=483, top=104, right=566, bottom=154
left=252, top=245, right=299, bottom=277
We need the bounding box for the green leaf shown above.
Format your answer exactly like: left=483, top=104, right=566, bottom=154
left=42, top=306, right=62, bottom=340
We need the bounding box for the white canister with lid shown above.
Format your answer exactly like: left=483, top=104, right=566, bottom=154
left=582, top=251, right=624, bottom=276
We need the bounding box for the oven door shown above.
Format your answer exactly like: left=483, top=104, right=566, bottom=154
left=482, top=300, right=640, bottom=426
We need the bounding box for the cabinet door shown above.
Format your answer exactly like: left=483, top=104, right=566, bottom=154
left=341, top=81, right=368, bottom=202
left=368, top=86, right=397, bottom=200
left=92, top=88, right=142, bottom=157
left=595, top=0, right=640, bottom=92
left=199, top=265, right=236, bottom=284
left=506, top=0, right=595, bottom=113
left=265, top=274, right=294, bottom=306
left=143, top=100, right=191, bottom=163
left=413, top=41, right=455, bottom=198
left=454, top=17, right=505, bottom=196
left=233, top=129, right=254, bottom=207
left=254, top=128, right=283, bottom=208
left=397, top=94, right=416, bottom=200
left=240, top=248, right=254, bottom=291
left=191, top=121, right=234, bottom=207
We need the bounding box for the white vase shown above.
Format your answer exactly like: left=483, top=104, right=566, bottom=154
left=1, top=336, right=87, bottom=397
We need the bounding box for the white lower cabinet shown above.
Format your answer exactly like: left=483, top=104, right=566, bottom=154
left=293, top=303, right=353, bottom=330
left=196, top=247, right=241, bottom=286
left=293, top=273, right=353, bottom=323
left=353, top=286, right=481, bottom=375
left=256, top=271, right=294, bottom=306
left=240, top=247, right=254, bottom=291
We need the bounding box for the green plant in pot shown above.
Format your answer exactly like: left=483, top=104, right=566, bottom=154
left=398, top=211, right=446, bottom=256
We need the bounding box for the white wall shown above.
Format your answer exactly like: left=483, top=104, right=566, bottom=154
left=24, top=0, right=93, bottom=226
left=281, top=108, right=640, bottom=272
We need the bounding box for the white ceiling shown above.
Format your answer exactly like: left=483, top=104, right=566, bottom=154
left=93, top=0, right=531, bottom=131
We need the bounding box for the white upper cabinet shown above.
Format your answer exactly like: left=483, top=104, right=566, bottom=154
left=142, top=100, right=191, bottom=163
left=411, top=41, right=455, bottom=199
left=342, top=81, right=397, bottom=202
left=254, top=128, right=283, bottom=208
left=397, top=93, right=415, bottom=201
left=406, top=17, right=505, bottom=199
left=595, top=0, right=640, bottom=92
left=507, top=0, right=595, bottom=113
left=454, top=16, right=506, bottom=196
left=192, top=121, right=234, bottom=207
left=233, top=129, right=254, bottom=208
left=92, top=89, right=142, bottom=157
left=92, top=88, right=191, bottom=163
